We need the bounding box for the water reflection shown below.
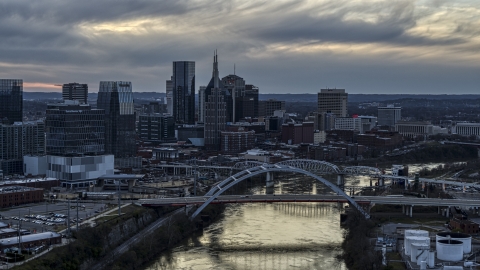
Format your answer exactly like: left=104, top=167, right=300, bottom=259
left=146, top=203, right=346, bottom=270
left=147, top=162, right=459, bottom=270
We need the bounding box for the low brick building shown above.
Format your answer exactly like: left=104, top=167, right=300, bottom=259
left=450, top=218, right=479, bottom=234
left=0, top=186, right=44, bottom=208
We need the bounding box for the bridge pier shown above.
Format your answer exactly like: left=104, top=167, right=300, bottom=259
left=337, top=174, right=345, bottom=189
left=442, top=183, right=445, bottom=192
left=266, top=172, right=274, bottom=194
left=378, top=178, right=384, bottom=187
left=409, top=205, right=413, bottom=218
left=402, top=205, right=405, bottom=214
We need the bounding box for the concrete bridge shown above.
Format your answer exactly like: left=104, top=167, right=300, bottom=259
left=140, top=194, right=480, bottom=219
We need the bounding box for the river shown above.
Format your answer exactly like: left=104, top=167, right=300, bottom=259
left=146, top=176, right=346, bottom=270
left=145, top=161, right=461, bottom=270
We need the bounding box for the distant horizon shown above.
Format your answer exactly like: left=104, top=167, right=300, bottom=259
left=22, top=90, right=480, bottom=96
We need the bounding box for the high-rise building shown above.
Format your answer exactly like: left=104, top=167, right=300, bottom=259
left=221, top=74, right=245, bottom=123
left=45, top=101, right=113, bottom=185
left=378, top=105, right=401, bottom=127
left=46, top=102, right=105, bottom=156
left=97, top=81, right=136, bottom=158
left=172, top=61, right=195, bottom=124
left=198, top=86, right=206, bottom=123
left=142, top=101, right=164, bottom=114
left=138, top=113, right=175, bottom=144
left=0, top=121, right=45, bottom=175
left=259, top=99, right=285, bottom=117
left=317, top=89, right=348, bottom=117
left=0, top=79, right=23, bottom=124
left=204, top=52, right=226, bottom=151
left=238, top=84, right=259, bottom=120
left=166, top=77, right=173, bottom=115
left=62, top=83, right=88, bottom=104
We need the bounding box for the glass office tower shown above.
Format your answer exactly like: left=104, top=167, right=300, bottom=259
left=0, top=79, right=23, bottom=124
left=173, top=61, right=195, bottom=125
left=62, top=83, right=88, bottom=104
left=45, top=103, right=105, bottom=156
left=97, top=81, right=136, bottom=157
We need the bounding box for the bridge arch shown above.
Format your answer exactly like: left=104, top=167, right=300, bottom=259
left=230, top=161, right=266, bottom=175
left=192, top=164, right=370, bottom=220
left=276, top=159, right=340, bottom=174
left=341, top=166, right=381, bottom=176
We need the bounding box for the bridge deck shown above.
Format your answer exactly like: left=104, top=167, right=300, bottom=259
left=139, top=194, right=480, bottom=208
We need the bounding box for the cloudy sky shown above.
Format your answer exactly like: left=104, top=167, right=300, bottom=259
left=1, top=0, right=479, bottom=94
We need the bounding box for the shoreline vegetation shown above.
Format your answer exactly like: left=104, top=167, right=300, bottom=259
left=338, top=210, right=382, bottom=270
left=15, top=204, right=225, bottom=270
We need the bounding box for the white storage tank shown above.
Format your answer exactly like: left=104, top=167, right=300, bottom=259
left=405, top=229, right=429, bottom=238
left=404, top=230, right=429, bottom=252
left=410, top=243, right=429, bottom=262
left=428, top=250, right=435, bottom=268
left=413, top=244, right=429, bottom=264
left=436, top=232, right=472, bottom=254
left=405, top=236, right=430, bottom=256
left=437, top=239, right=463, bottom=261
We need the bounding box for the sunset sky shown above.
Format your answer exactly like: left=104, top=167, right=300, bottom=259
left=1, top=0, right=479, bottom=94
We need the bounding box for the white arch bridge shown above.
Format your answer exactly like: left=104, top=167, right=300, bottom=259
left=154, top=159, right=382, bottom=179
left=190, top=163, right=370, bottom=219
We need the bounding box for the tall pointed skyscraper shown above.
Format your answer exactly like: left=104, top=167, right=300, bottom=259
left=204, top=52, right=226, bottom=151
left=97, top=81, right=136, bottom=158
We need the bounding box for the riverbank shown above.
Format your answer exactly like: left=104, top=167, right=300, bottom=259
left=350, top=143, right=478, bottom=168
left=106, top=204, right=226, bottom=270
left=15, top=204, right=179, bottom=270
left=13, top=203, right=225, bottom=270
left=339, top=209, right=382, bottom=270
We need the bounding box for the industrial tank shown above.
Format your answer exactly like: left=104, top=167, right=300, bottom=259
left=404, top=236, right=430, bottom=256
left=405, top=229, right=429, bottom=238
left=436, top=232, right=472, bottom=253
left=436, top=239, right=463, bottom=261
left=428, top=251, right=435, bottom=268
left=410, top=243, right=429, bottom=263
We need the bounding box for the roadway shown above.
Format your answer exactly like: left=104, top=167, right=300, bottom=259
left=139, top=194, right=480, bottom=208
left=379, top=174, right=480, bottom=189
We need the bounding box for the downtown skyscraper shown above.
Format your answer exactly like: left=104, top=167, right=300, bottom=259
left=0, top=79, right=23, bottom=124
left=172, top=61, right=195, bottom=125
left=62, top=82, right=88, bottom=104
left=204, top=52, right=226, bottom=151
left=97, top=81, right=136, bottom=158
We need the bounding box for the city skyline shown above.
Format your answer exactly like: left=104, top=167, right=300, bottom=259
left=1, top=0, right=479, bottom=94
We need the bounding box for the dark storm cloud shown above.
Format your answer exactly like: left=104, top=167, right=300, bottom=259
left=242, top=0, right=464, bottom=46
left=0, top=0, right=190, bottom=25
left=0, top=0, right=478, bottom=93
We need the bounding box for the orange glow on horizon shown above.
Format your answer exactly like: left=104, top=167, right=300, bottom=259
left=23, top=82, right=62, bottom=92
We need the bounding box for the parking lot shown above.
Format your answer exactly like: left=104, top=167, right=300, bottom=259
left=0, top=201, right=112, bottom=232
